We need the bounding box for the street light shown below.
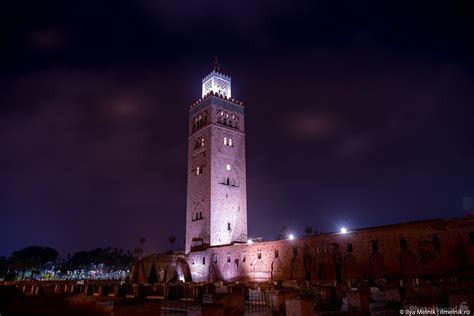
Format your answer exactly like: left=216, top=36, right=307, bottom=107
left=340, top=227, right=348, bottom=234
left=288, top=234, right=295, bottom=240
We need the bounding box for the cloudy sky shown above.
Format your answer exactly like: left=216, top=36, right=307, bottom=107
left=1, top=0, right=474, bottom=257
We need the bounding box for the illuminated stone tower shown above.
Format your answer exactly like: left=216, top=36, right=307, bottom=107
left=185, top=61, right=247, bottom=254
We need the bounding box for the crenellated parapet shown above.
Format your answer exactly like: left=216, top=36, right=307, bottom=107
left=190, top=90, right=244, bottom=112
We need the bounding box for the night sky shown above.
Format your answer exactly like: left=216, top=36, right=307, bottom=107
left=1, top=1, right=474, bottom=257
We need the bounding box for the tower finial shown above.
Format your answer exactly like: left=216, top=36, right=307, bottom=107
left=213, top=56, right=220, bottom=72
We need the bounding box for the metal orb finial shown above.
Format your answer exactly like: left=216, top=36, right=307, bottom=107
left=213, top=56, right=220, bottom=72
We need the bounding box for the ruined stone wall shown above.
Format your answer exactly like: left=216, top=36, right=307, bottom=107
left=186, top=215, right=474, bottom=284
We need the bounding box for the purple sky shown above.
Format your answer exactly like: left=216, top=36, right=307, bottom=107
left=1, top=0, right=474, bottom=257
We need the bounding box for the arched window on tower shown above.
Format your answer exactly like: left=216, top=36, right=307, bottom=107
left=227, top=223, right=231, bottom=231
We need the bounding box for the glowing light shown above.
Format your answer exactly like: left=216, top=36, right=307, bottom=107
left=288, top=234, right=295, bottom=240
left=247, top=239, right=253, bottom=245
left=340, top=227, right=348, bottom=234
left=226, top=164, right=231, bottom=171
left=202, top=72, right=232, bottom=98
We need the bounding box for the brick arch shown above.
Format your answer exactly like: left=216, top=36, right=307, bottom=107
left=291, top=257, right=304, bottom=280
left=271, top=258, right=284, bottom=281
left=148, top=262, right=158, bottom=284
left=209, top=263, right=221, bottom=283
left=177, top=259, right=192, bottom=282
left=369, top=252, right=386, bottom=281
left=343, top=254, right=358, bottom=279
left=399, top=249, right=418, bottom=279
left=222, top=262, right=232, bottom=280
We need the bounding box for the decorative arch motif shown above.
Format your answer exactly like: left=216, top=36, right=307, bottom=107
left=271, top=258, right=284, bottom=281
left=192, top=110, right=208, bottom=132
left=222, top=262, right=232, bottom=280
left=192, top=203, right=204, bottom=222
left=209, top=264, right=220, bottom=283
left=252, top=259, right=266, bottom=282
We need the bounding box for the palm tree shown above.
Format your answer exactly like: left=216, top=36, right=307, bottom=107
left=169, top=235, right=176, bottom=253
left=135, top=237, right=146, bottom=259
left=277, top=226, right=291, bottom=240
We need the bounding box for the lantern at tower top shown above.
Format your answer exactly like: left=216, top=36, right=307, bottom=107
left=202, top=58, right=232, bottom=98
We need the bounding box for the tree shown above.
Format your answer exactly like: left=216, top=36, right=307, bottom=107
left=305, top=225, right=313, bottom=235
left=9, top=246, right=58, bottom=279
left=65, top=247, right=135, bottom=272
left=132, top=237, right=146, bottom=259
left=276, top=226, right=291, bottom=240
left=0, top=256, right=8, bottom=277
left=168, top=235, right=176, bottom=253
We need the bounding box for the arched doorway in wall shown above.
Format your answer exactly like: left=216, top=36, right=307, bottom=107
left=399, top=249, right=418, bottom=281
left=369, top=252, right=386, bottom=282
left=271, top=258, right=284, bottom=281
left=148, top=262, right=158, bottom=284
left=209, top=264, right=219, bottom=283
left=252, top=259, right=266, bottom=282
left=343, top=254, right=358, bottom=280
left=176, top=259, right=192, bottom=282
left=222, top=263, right=232, bottom=281
left=291, top=257, right=304, bottom=280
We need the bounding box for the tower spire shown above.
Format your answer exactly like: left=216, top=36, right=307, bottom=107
left=213, top=57, right=220, bottom=72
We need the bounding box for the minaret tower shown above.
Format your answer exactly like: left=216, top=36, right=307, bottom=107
left=185, top=60, right=248, bottom=254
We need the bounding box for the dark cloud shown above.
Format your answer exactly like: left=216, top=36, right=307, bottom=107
left=287, top=112, right=339, bottom=141
left=1, top=0, right=474, bottom=256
